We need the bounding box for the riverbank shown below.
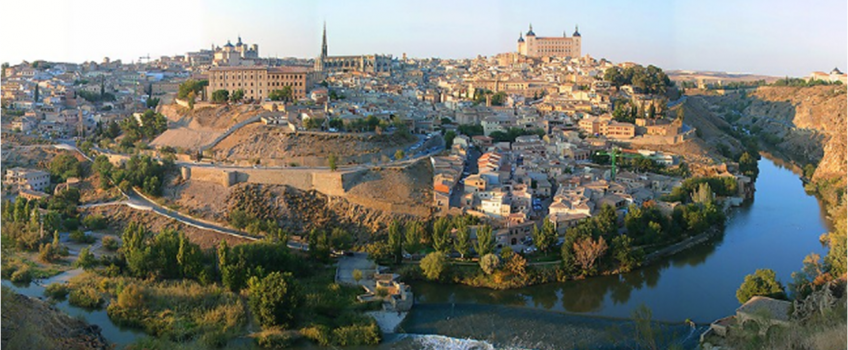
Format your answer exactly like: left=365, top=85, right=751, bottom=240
left=1, top=285, right=112, bottom=350
left=407, top=158, right=829, bottom=325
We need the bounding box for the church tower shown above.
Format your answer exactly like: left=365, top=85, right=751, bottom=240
left=316, top=22, right=327, bottom=71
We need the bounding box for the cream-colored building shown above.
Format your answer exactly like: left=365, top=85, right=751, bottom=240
left=213, top=36, right=259, bottom=66
left=206, top=66, right=317, bottom=101
left=517, top=24, right=581, bottom=58
left=5, top=167, right=50, bottom=192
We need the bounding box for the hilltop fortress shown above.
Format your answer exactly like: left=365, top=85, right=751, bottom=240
left=517, top=24, right=582, bottom=58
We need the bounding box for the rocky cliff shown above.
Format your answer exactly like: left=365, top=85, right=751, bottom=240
left=685, top=85, right=846, bottom=180
left=1, top=287, right=110, bottom=350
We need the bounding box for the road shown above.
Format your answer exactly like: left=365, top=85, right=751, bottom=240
left=54, top=139, right=309, bottom=250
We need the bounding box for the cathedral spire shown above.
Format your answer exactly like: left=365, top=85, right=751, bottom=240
left=321, top=21, right=328, bottom=57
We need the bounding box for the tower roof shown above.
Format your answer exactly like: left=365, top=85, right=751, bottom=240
left=518, top=32, right=524, bottom=43
left=831, top=67, right=843, bottom=75
left=573, top=25, right=581, bottom=37
left=526, top=24, right=535, bottom=36
left=224, top=40, right=234, bottom=48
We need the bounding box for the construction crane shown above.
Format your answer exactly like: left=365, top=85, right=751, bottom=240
left=594, top=147, right=646, bottom=181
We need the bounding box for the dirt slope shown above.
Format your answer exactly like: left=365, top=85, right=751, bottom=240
left=1, top=287, right=110, bottom=350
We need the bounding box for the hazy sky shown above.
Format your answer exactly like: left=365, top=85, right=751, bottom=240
left=1, top=0, right=845, bottom=77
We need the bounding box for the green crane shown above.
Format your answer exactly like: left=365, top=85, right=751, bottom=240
left=594, top=147, right=646, bottom=181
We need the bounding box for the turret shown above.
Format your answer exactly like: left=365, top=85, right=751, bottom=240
left=526, top=24, right=535, bottom=37
left=573, top=25, right=581, bottom=37
left=517, top=32, right=524, bottom=43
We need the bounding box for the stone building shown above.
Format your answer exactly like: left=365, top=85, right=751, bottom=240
left=213, top=36, right=259, bottom=66
left=5, top=167, right=50, bottom=192
left=517, top=24, right=582, bottom=58
left=206, top=66, right=317, bottom=101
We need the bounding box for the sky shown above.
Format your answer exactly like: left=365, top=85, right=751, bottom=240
left=1, top=0, right=846, bottom=77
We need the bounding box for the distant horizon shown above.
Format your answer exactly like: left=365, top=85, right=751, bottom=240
left=1, top=0, right=845, bottom=77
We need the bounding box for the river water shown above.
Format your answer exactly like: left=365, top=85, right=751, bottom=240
left=2, top=158, right=829, bottom=349
left=391, top=157, right=828, bottom=349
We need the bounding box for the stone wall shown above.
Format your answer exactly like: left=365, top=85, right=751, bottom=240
left=184, top=165, right=363, bottom=197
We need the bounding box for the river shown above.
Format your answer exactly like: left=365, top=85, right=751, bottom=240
left=2, top=158, right=829, bottom=349
left=391, top=157, right=828, bottom=349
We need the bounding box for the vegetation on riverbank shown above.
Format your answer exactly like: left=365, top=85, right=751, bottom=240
left=41, top=221, right=381, bottom=348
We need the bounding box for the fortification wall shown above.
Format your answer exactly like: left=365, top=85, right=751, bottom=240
left=185, top=165, right=353, bottom=195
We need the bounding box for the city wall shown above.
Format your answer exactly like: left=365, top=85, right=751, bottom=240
left=183, top=165, right=367, bottom=197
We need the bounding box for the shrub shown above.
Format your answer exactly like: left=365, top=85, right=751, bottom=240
left=82, top=214, right=107, bottom=230
left=44, top=283, right=70, bottom=300
left=117, top=284, right=145, bottom=309
left=102, top=236, right=120, bottom=251
left=10, top=266, right=32, bottom=284
left=479, top=253, right=501, bottom=275
left=75, top=247, right=99, bottom=270
left=332, top=319, right=381, bottom=346
left=420, top=252, right=447, bottom=281
left=38, top=243, right=61, bottom=263
left=198, top=329, right=229, bottom=348
left=69, top=287, right=103, bottom=308
left=255, top=329, right=294, bottom=349
left=736, top=268, right=786, bottom=304
left=69, top=230, right=96, bottom=244
left=300, top=325, right=332, bottom=346
left=248, top=272, right=301, bottom=328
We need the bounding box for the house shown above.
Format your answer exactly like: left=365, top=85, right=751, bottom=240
left=5, top=168, right=51, bottom=192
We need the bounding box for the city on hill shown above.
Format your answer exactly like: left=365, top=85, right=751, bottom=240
left=1, top=15, right=846, bottom=350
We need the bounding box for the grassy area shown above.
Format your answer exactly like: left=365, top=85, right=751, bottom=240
left=1, top=251, right=72, bottom=284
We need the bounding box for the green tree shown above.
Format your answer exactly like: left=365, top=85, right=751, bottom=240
left=420, top=252, right=447, bottom=281
left=444, top=130, right=457, bottom=149
left=211, top=89, right=229, bottom=103
left=75, top=247, right=98, bottom=270
left=431, top=217, right=451, bottom=253
left=328, top=153, right=338, bottom=171
left=532, top=220, right=557, bottom=253
left=177, top=79, right=208, bottom=100
left=474, top=225, right=495, bottom=257
left=612, top=234, right=640, bottom=272
left=404, top=221, right=423, bottom=254
left=454, top=224, right=471, bottom=259
left=49, top=154, right=82, bottom=182
left=268, top=86, right=293, bottom=102
left=394, top=149, right=404, bottom=160
left=248, top=272, right=301, bottom=328
left=230, top=89, right=245, bottom=102
left=479, top=253, right=500, bottom=275
left=736, top=268, right=786, bottom=304
left=122, top=221, right=150, bottom=277
left=387, top=220, right=403, bottom=264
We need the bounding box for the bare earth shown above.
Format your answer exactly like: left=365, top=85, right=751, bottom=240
left=210, top=125, right=416, bottom=166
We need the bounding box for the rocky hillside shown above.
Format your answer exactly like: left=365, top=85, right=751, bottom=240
left=1, top=287, right=110, bottom=350
left=225, top=183, right=417, bottom=241
left=687, top=85, right=846, bottom=180
left=210, top=125, right=416, bottom=166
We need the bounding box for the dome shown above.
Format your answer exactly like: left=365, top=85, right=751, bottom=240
left=526, top=24, right=535, bottom=36
left=572, top=25, right=581, bottom=37
left=224, top=40, right=234, bottom=48
left=518, top=32, right=524, bottom=43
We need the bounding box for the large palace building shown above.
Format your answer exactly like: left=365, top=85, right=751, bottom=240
left=517, top=24, right=581, bottom=58
left=206, top=65, right=317, bottom=101
left=314, top=23, right=392, bottom=74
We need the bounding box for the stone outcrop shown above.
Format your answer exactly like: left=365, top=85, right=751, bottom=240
left=1, top=288, right=110, bottom=350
